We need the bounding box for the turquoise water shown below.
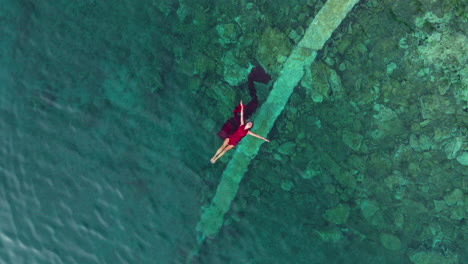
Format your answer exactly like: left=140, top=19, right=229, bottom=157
left=1, top=0, right=467, bottom=264
left=2, top=1, right=203, bottom=263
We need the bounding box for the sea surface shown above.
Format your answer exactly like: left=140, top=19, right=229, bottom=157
left=1, top=0, right=466, bottom=264
left=1, top=1, right=204, bottom=263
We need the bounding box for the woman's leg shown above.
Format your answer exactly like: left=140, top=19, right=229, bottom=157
left=212, top=145, right=234, bottom=163
left=211, top=139, right=230, bottom=163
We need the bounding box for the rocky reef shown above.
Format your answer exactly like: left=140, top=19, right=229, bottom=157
left=170, top=0, right=466, bottom=262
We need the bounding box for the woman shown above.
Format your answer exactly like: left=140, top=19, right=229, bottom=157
left=210, top=100, right=269, bottom=164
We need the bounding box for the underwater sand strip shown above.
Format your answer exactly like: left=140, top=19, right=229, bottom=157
left=194, top=0, right=360, bottom=251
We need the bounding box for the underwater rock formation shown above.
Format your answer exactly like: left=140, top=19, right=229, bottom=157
left=380, top=233, right=402, bottom=251
left=222, top=49, right=251, bottom=86
left=408, top=250, right=459, bottom=264
left=342, top=128, right=363, bottom=151
left=187, top=0, right=467, bottom=262
left=323, top=203, right=350, bottom=225
left=256, top=27, right=293, bottom=73
left=216, top=23, right=241, bottom=46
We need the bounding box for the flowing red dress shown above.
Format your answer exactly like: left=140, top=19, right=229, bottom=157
left=217, top=66, right=271, bottom=139
left=227, top=125, right=249, bottom=146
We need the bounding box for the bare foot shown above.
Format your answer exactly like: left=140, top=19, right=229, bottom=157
left=210, top=158, right=216, bottom=164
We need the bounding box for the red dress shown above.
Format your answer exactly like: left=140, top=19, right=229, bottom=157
left=227, top=125, right=249, bottom=146
left=217, top=66, right=271, bottom=140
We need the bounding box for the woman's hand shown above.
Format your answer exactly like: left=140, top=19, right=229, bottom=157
left=264, top=138, right=270, bottom=142
left=240, top=100, right=244, bottom=108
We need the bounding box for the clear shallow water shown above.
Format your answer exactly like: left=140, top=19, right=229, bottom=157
left=1, top=0, right=467, bottom=264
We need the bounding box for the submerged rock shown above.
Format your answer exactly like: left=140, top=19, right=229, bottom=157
left=384, top=174, right=406, bottom=190
left=443, top=136, right=464, bottom=160
left=257, top=27, right=292, bottom=73
left=386, top=61, right=398, bottom=75
left=342, top=128, right=363, bottom=151
left=433, top=200, right=447, bottom=213
left=393, top=212, right=405, bottom=229
left=302, top=162, right=322, bottom=179
left=216, top=23, right=241, bottom=46
left=359, top=199, right=384, bottom=227
left=315, top=226, right=343, bottom=243
left=278, top=141, right=296, bottom=155
left=409, top=133, right=432, bottom=152
left=360, top=199, right=380, bottom=221
left=301, top=60, right=344, bottom=102
left=420, top=95, right=455, bottom=120
left=323, top=204, right=350, bottom=225
left=433, top=126, right=452, bottom=142
left=222, top=50, right=251, bottom=86
left=408, top=250, right=458, bottom=264
left=373, top=104, right=397, bottom=122
left=371, top=104, right=403, bottom=140
left=280, top=179, right=294, bottom=191
left=456, top=152, right=468, bottom=166
left=449, top=207, right=465, bottom=221
left=443, top=188, right=464, bottom=206
left=335, top=171, right=357, bottom=189
left=379, top=233, right=402, bottom=251
left=416, top=16, right=467, bottom=72
left=234, top=3, right=264, bottom=33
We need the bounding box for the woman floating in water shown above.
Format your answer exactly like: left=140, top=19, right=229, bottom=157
left=210, top=100, right=269, bottom=163
left=210, top=66, right=271, bottom=164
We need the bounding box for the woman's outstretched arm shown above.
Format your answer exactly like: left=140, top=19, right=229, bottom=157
left=248, top=131, right=270, bottom=142
left=240, top=100, right=244, bottom=125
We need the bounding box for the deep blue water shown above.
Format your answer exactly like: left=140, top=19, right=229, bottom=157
left=1, top=1, right=206, bottom=263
